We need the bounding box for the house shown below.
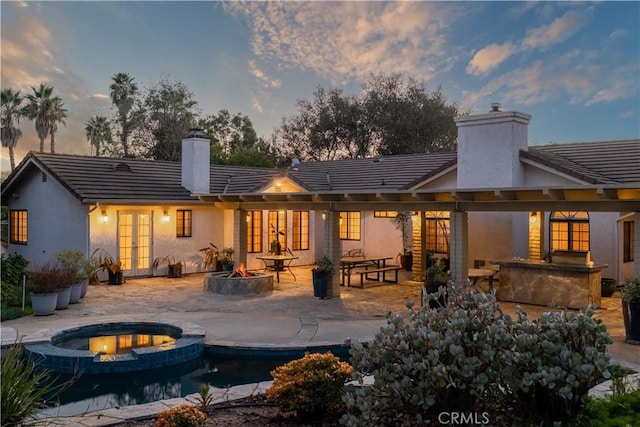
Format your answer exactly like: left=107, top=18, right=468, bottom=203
left=2, top=106, right=639, bottom=302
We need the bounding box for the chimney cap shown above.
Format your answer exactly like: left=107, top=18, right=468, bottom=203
left=490, top=102, right=501, bottom=112
left=186, top=128, right=206, bottom=138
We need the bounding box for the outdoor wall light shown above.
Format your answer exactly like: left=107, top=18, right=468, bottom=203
left=162, top=210, right=170, bottom=223
left=322, top=211, right=326, bottom=220
left=411, top=211, right=419, bottom=222
left=530, top=212, right=537, bottom=223
left=246, top=213, right=251, bottom=223
left=101, top=210, right=109, bottom=223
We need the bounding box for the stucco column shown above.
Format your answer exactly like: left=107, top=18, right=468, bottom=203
left=412, top=211, right=427, bottom=282
left=449, top=211, right=469, bottom=286
left=233, top=209, right=248, bottom=269
left=635, top=212, right=640, bottom=279
left=324, top=210, right=341, bottom=298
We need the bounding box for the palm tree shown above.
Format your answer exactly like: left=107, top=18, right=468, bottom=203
left=85, top=115, right=111, bottom=157
left=24, top=83, right=55, bottom=153
left=1, top=88, right=24, bottom=170
left=48, top=96, right=67, bottom=154
left=109, top=72, right=138, bottom=157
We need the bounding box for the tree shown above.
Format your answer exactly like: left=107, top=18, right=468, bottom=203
left=197, top=110, right=265, bottom=164
left=24, top=83, right=55, bottom=153
left=85, top=115, right=112, bottom=157
left=110, top=72, right=139, bottom=157
left=278, top=73, right=465, bottom=161
left=142, top=79, right=197, bottom=161
left=47, top=96, right=67, bottom=154
left=0, top=88, right=24, bottom=170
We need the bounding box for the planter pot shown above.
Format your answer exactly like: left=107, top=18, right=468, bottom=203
left=422, top=281, right=447, bottom=309
left=622, top=301, right=640, bottom=345
left=30, top=292, right=58, bottom=316
left=80, top=279, right=89, bottom=298
left=222, top=263, right=234, bottom=272
left=167, top=264, right=183, bottom=278
left=108, top=271, right=124, bottom=285
left=400, top=254, right=413, bottom=271
left=312, top=272, right=328, bottom=299
left=601, top=278, right=617, bottom=297
left=69, top=282, right=83, bottom=304
left=56, top=287, right=72, bottom=310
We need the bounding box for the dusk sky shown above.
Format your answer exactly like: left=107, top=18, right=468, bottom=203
left=1, top=1, right=639, bottom=172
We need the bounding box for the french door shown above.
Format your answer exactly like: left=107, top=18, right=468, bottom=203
left=118, top=211, right=152, bottom=276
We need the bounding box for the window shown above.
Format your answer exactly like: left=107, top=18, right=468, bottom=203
left=292, top=211, right=309, bottom=250
left=374, top=211, right=398, bottom=218
left=624, top=221, right=635, bottom=263
left=550, top=211, right=590, bottom=251
left=425, top=211, right=450, bottom=253
left=268, top=211, right=287, bottom=251
left=176, top=209, right=192, bottom=237
left=247, top=211, right=263, bottom=253
left=339, top=211, right=361, bottom=240
left=10, top=210, right=27, bottom=244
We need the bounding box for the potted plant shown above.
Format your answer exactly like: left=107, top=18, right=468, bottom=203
left=91, top=248, right=124, bottom=285
left=81, top=257, right=101, bottom=297
left=27, top=262, right=68, bottom=315
left=200, top=243, right=222, bottom=271
left=312, top=256, right=335, bottom=299
left=621, top=278, right=640, bottom=344
left=393, top=211, right=414, bottom=271
left=221, top=247, right=234, bottom=271
left=54, top=250, right=86, bottom=304
left=423, top=256, right=450, bottom=308
left=152, top=255, right=184, bottom=278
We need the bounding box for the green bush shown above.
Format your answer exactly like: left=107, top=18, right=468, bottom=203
left=342, top=283, right=612, bottom=426
left=1, top=343, right=58, bottom=427
left=1, top=253, right=29, bottom=307
left=266, top=352, right=353, bottom=421
left=574, top=390, right=640, bottom=426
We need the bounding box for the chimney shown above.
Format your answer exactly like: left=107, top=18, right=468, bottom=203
left=181, top=128, right=210, bottom=194
left=455, top=103, right=531, bottom=188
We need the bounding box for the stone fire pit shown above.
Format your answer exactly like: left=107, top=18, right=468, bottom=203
left=204, top=271, right=274, bottom=295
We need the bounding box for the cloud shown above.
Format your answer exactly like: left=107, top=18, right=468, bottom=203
left=251, top=97, right=263, bottom=113
left=228, top=2, right=455, bottom=84
left=466, top=42, right=515, bottom=76
left=248, top=60, right=281, bottom=89
left=91, top=93, right=110, bottom=100
left=521, top=10, right=584, bottom=50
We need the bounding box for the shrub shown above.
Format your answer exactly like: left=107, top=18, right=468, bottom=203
left=54, top=249, right=86, bottom=282
left=26, top=261, right=74, bottom=293
left=342, top=283, right=612, bottom=426
left=266, top=351, right=353, bottom=420
left=575, top=390, right=640, bottom=426
left=156, top=404, right=208, bottom=427
left=1, top=343, right=58, bottom=427
left=1, top=253, right=29, bottom=306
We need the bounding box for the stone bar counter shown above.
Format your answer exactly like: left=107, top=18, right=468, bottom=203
left=493, top=259, right=607, bottom=309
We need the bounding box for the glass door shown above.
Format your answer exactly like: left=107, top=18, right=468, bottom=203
left=118, top=211, right=152, bottom=276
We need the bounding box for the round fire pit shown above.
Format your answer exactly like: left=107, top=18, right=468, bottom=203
left=204, top=271, right=274, bottom=295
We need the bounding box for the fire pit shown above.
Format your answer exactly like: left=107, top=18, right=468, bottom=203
left=204, top=263, right=274, bottom=295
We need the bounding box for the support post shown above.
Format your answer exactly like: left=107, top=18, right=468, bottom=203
left=324, top=210, right=341, bottom=298
left=449, top=211, right=469, bottom=286
left=233, top=209, right=248, bottom=269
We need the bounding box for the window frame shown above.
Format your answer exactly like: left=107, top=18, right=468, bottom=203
left=247, top=210, right=263, bottom=253
left=176, top=209, right=192, bottom=238
left=9, top=209, right=28, bottom=244
left=550, top=211, right=590, bottom=252
left=373, top=211, right=398, bottom=218
left=339, top=211, right=361, bottom=241
left=292, top=211, right=309, bottom=251
left=425, top=211, right=450, bottom=254
left=623, top=220, right=635, bottom=263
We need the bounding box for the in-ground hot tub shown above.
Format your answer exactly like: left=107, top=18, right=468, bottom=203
left=24, top=321, right=205, bottom=374
left=204, top=271, right=274, bottom=295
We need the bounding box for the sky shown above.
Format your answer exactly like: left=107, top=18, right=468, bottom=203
left=1, top=1, right=639, bottom=172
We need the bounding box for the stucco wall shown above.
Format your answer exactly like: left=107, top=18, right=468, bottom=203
left=6, top=167, right=87, bottom=265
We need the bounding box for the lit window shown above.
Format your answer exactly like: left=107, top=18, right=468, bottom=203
left=624, top=221, right=634, bottom=263
left=550, top=211, right=590, bottom=251
left=292, top=211, right=309, bottom=250
left=425, top=211, right=450, bottom=254
left=176, top=210, right=192, bottom=237
left=247, top=211, right=263, bottom=253
left=10, top=210, right=27, bottom=244
left=269, top=211, right=287, bottom=252
left=339, top=211, right=361, bottom=240
left=374, top=211, right=398, bottom=218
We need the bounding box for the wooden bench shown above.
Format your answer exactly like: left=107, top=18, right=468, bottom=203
left=355, top=265, right=402, bottom=288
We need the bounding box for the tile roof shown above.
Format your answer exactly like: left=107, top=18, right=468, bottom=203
left=526, top=139, right=640, bottom=184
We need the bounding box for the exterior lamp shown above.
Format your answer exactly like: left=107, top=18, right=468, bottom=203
left=162, top=210, right=170, bottom=223
left=101, top=210, right=109, bottom=223
left=530, top=212, right=537, bottom=223
left=246, top=213, right=251, bottom=223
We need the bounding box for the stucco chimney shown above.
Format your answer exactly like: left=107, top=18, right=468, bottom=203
left=455, top=104, right=531, bottom=188
left=181, top=128, right=210, bottom=194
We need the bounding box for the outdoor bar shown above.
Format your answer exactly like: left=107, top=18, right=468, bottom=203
left=494, top=251, right=607, bottom=309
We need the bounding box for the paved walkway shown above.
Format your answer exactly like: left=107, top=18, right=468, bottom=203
left=2, top=267, right=638, bottom=426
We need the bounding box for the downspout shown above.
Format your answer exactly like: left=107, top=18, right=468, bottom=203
left=86, top=202, right=99, bottom=256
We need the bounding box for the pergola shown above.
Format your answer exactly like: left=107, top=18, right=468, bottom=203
left=200, top=184, right=640, bottom=298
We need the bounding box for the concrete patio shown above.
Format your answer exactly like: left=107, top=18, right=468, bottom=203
left=1, top=266, right=638, bottom=426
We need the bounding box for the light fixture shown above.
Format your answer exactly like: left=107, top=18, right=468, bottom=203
left=411, top=211, right=418, bottom=222
left=101, top=210, right=109, bottom=223
left=162, top=210, right=170, bottom=223
left=322, top=211, right=326, bottom=220
left=246, top=212, right=251, bottom=223
left=530, top=212, right=537, bottom=223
